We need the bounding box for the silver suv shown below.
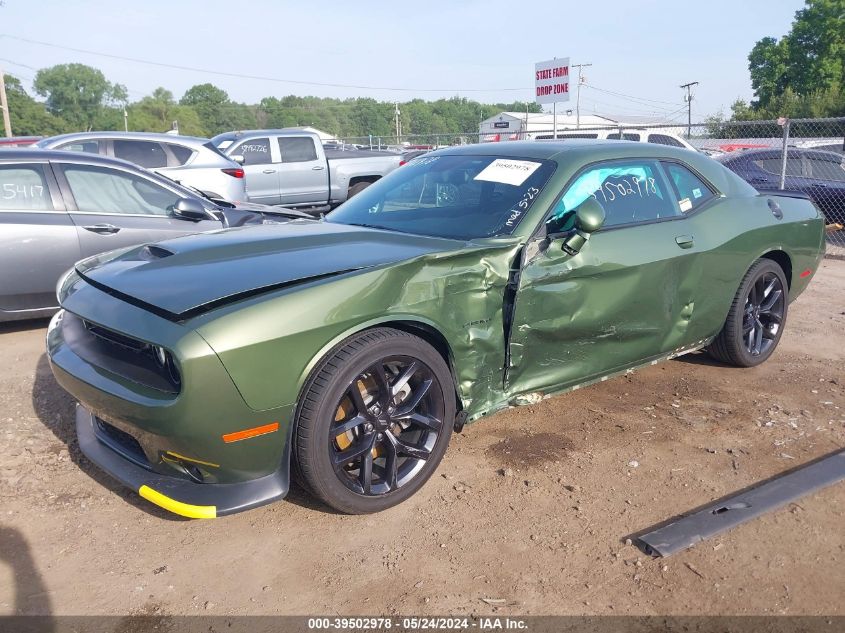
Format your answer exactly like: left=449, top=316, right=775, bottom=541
left=37, top=132, right=247, bottom=201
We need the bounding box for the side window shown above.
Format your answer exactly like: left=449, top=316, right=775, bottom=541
left=0, top=165, right=52, bottom=211
left=554, top=133, right=599, bottom=140
left=278, top=137, right=318, bottom=163
left=662, top=162, right=716, bottom=211
left=648, top=134, right=685, bottom=148
left=807, top=157, right=845, bottom=182
left=166, top=143, right=194, bottom=166
left=551, top=160, right=677, bottom=229
left=58, top=140, right=100, bottom=154
left=234, top=138, right=271, bottom=166
left=113, top=140, right=169, bottom=169
left=63, top=165, right=180, bottom=216
left=753, top=157, right=803, bottom=177
left=607, top=133, right=641, bottom=141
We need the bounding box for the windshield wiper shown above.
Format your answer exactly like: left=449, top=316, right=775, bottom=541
left=345, top=222, right=397, bottom=232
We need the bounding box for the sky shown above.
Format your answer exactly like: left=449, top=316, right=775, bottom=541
left=0, top=0, right=804, bottom=124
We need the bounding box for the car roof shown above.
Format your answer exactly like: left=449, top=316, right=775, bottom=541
left=432, top=139, right=695, bottom=163
left=716, top=147, right=844, bottom=162
left=0, top=147, right=170, bottom=170
left=212, top=129, right=321, bottom=140
left=38, top=131, right=211, bottom=146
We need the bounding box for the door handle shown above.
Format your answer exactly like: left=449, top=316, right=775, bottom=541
left=312, top=165, right=326, bottom=170
left=262, top=169, right=277, bottom=174
left=82, top=224, right=120, bottom=234
left=675, top=235, right=694, bottom=249
left=813, top=183, right=828, bottom=188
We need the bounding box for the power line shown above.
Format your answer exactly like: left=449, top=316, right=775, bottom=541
left=0, top=33, right=530, bottom=94
left=578, top=94, right=686, bottom=117
left=585, top=85, right=685, bottom=108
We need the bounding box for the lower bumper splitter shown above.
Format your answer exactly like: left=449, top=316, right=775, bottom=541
left=76, top=404, right=289, bottom=518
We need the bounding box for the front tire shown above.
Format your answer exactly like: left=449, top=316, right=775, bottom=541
left=707, top=259, right=788, bottom=367
left=294, top=328, right=455, bottom=513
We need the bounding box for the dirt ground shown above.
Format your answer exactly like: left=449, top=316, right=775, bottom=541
left=1, top=259, right=843, bottom=619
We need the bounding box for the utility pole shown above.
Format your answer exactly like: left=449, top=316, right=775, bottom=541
left=680, top=81, right=698, bottom=139
left=123, top=106, right=128, bottom=132
left=572, top=62, right=592, bottom=129
left=0, top=67, right=12, bottom=138
left=394, top=102, right=402, bottom=143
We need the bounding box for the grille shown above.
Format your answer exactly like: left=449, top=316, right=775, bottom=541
left=62, top=313, right=181, bottom=394
left=94, top=418, right=151, bottom=470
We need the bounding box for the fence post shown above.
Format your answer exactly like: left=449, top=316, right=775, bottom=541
left=779, top=118, right=791, bottom=190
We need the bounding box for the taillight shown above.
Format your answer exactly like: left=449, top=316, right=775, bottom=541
left=222, top=168, right=244, bottom=178
left=399, top=160, right=407, bottom=166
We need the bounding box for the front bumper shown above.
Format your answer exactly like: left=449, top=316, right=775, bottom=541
left=76, top=404, right=289, bottom=518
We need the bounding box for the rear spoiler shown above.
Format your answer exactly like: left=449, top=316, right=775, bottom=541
left=758, top=189, right=812, bottom=201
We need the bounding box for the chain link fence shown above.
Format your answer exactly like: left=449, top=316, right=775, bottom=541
left=339, top=117, right=845, bottom=256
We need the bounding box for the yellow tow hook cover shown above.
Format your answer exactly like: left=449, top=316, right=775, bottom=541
left=138, top=485, right=217, bottom=519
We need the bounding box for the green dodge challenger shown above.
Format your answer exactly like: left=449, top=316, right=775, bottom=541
left=47, top=141, right=825, bottom=517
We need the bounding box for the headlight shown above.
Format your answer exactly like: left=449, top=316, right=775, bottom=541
left=153, top=345, right=167, bottom=367
left=47, top=309, right=64, bottom=336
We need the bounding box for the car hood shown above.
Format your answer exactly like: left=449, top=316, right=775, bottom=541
left=74, top=221, right=462, bottom=321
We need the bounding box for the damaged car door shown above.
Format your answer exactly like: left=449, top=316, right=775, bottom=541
left=506, top=158, right=706, bottom=396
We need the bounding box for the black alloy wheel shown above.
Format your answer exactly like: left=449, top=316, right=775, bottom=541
left=295, top=328, right=455, bottom=514
left=707, top=258, right=789, bottom=367
left=742, top=270, right=785, bottom=357
left=329, top=356, right=444, bottom=496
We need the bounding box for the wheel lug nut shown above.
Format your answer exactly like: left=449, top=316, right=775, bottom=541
left=364, top=423, right=373, bottom=432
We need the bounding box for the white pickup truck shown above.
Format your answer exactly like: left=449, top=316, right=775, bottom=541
left=211, top=129, right=402, bottom=211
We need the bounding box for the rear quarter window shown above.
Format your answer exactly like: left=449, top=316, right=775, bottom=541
left=0, top=165, right=52, bottom=211
left=648, top=134, right=685, bottom=148
left=166, top=143, right=195, bottom=165
left=58, top=140, right=100, bottom=154
left=662, top=162, right=715, bottom=212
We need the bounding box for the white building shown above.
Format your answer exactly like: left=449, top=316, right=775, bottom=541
left=479, top=111, right=685, bottom=142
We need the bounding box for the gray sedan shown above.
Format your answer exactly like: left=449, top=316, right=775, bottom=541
left=37, top=132, right=247, bottom=202
left=0, top=149, right=310, bottom=322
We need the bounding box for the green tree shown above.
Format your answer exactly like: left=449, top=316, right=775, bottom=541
left=180, top=83, right=255, bottom=135
left=742, top=0, right=845, bottom=117
left=3, top=75, right=68, bottom=136
left=128, top=87, right=205, bottom=136
left=32, top=63, right=127, bottom=130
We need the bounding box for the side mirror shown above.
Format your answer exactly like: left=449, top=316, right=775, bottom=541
left=561, top=198, right=605, bottom=255
left=230, top=154, right=245, bottom=165
left=172, top=198, right=211, bottom=222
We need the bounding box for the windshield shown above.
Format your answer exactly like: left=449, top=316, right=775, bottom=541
left=326, top=154, right=556, bottom=240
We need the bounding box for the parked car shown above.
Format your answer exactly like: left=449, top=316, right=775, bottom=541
left=211, top=129, right=402, bottom=211
left=536, top=128, right=697, bottom=151
left=37, top=132, right=247, bottom=202
left=0, top=136, right=42, bottom=148
left=47, top=140, right=824, bottom=517
left=0, top=149, right=309, bottom=322
left=718, top=147, right=845, bottom=224
left=795, top=139, right=844, bottom=154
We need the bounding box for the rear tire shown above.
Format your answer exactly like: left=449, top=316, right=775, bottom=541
left=347, top=181, right=372, bottom=199
left=707, top=259, right=788, bottom=367
left=294, top=328, right=455, bottom=514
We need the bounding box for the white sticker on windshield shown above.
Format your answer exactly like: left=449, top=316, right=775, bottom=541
left=679, top=198, right=692, bottom=212
left=474, top=159, right=542, bottom=186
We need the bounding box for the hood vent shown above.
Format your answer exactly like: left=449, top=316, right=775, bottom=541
left=139, top=245, right=175, bottom=261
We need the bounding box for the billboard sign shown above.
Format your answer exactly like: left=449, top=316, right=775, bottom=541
left=535, top=57, right=570, bottom=104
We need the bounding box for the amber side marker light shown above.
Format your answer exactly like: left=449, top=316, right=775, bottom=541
left=800, top=269, right=813, bottom=278
left=222, top=422, right=280, bottom=443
